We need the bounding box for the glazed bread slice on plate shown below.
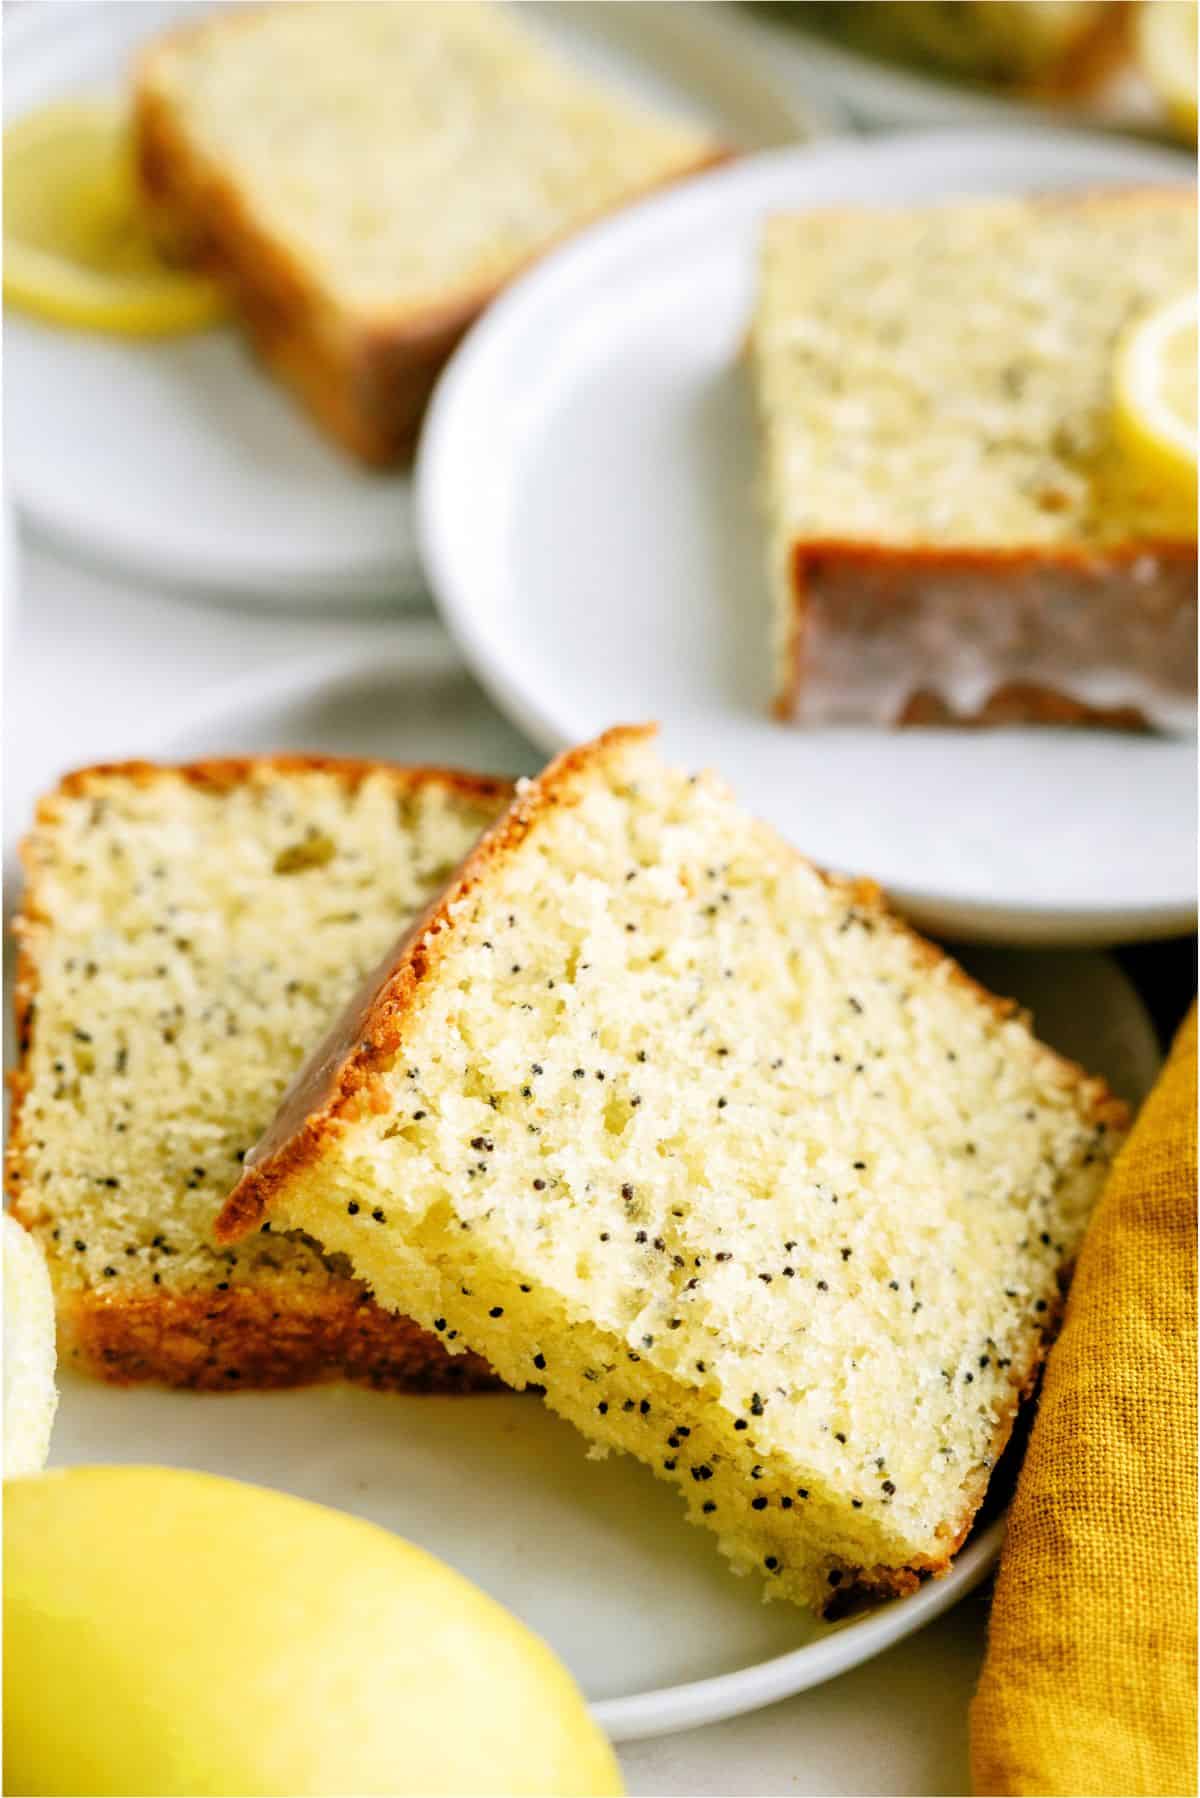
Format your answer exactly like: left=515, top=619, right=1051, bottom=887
left=134, top=1, right=726, bottom=465
left=6, top=756, right=510, bottom=1391
left=750, top=189, right=1197, bottom=729
left=219, top=727, right=1126, bottom=1610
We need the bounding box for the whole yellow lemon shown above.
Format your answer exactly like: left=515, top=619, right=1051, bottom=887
left=5, top=1466, right=623, bottom=1797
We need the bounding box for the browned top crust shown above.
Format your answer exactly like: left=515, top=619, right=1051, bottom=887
left=42, top=754, right=514, bottom=806
left=217, top=723, right=1127, bottom=1243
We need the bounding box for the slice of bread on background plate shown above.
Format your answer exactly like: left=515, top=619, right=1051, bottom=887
left=750, top=189, right=1197, bottom=730
left=219, top=726, right=1126, bottom=1611
left=134, top=1, right=727, bottom=464
left=6, top=756, right=510, bottom=1391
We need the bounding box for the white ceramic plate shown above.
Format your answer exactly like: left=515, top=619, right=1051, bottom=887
left=33, top=644, right=1162, bottom=1742
left=417, top=129, right=1197, bottom=948
left=3, top=0, right=819, bottom=609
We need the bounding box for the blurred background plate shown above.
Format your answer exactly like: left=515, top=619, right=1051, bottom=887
left=37, top=642, right=1161, bottom=1743
left=2, top=0, right=823, bottom=611
left=732, top=3, right=1182, bottom=139
left=417, top=129, right=1197, bottom=949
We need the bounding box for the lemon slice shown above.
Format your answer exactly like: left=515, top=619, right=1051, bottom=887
left=4, top=99, right=228, bottom=335
left=1114, top=291, right=1198, bottom=516
left=1135, top=1, right=1198, bottom=140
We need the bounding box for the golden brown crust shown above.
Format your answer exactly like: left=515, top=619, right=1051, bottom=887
left=55, top=1276, right=498, bottom=1394
left=41, top=753, right=514, bottom=808
left=776, top=538, right=1198, bottom=725
left=133, top=40, right=731, bottom=465
left=6, top=753, right=514, bottom=1392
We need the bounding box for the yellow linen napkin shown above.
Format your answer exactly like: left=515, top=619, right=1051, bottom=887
left=971, top=1005, right=1197, bottom=1798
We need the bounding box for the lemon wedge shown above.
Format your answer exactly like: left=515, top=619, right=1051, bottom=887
left=1135, top=1, right=1198, bottom=140
left=1114, top=291, right=1198, bottom=517
left=4, top=99, right=228, bottom=335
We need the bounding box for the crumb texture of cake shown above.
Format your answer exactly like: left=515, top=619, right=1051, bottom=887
left=135, top=1, right=724, bottom=462
left=6, top=757, right=509, bottom=1391
left=749, top=191, right=1197, bottom=726
left=220, top=728, right=1126, bottom=1610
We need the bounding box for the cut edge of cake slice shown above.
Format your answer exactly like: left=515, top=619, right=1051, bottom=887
left=217, top=725, right=1127, bottom=1610
left=6, top=753, right=513, bottom=1392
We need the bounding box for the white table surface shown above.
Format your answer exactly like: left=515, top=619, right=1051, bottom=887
left=5, top=529, right=990, bottom=1798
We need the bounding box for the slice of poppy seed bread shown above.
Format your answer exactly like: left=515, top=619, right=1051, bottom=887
left=6, top=757, right=511, bottom=1391
left=218, top=727, right=1126, bottom=1610
left=750, top=190, right=1197, bottom=728
left=134, top=1, right=726, bottom=464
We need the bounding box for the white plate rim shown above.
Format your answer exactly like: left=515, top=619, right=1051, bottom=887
left=415, top=125, right=1197, bottom=948
left=593, top=1516, right=1004, bottom=1739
